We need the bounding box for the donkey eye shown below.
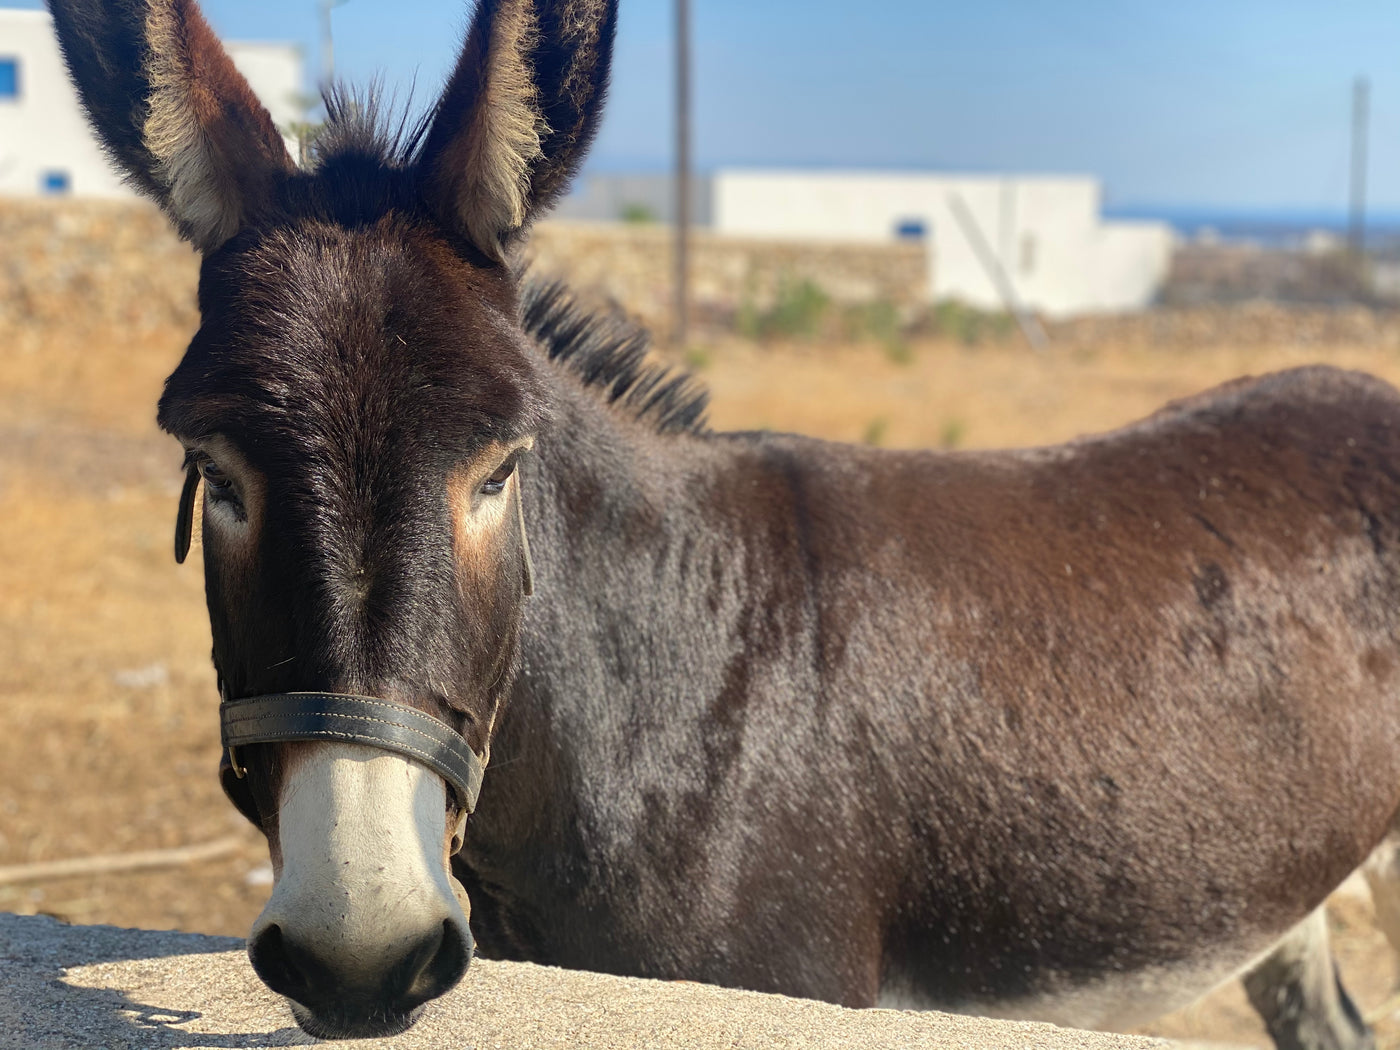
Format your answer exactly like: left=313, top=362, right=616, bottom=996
left=200, top=459, right=233, bottom=495
left=480, top=459, right=516, bottom=497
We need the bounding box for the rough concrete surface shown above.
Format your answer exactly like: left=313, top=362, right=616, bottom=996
left=0, top=914, right=1168, bottom=1049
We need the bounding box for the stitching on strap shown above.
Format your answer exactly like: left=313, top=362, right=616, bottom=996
left=224, top=714, right=478, bottom=782
left=226, top=710, right=457, bottom=752
left=220, top=694, right=484, bottom=808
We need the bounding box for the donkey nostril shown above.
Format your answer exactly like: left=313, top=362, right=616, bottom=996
left=248, top=923, right=315, bottom=1004
left=401, top=918, right=471, bottom=1007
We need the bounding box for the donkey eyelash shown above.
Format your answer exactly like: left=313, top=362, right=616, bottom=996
left=182, top=448, right=240, bottom=505
left=480, top=454, right=521, bottom=496
left=200, top=460, right=233, bottom=488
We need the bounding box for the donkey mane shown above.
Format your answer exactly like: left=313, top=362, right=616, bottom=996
left=520, top=281, right=710, bottom=435
left=310, top=88, right=435, bottom=170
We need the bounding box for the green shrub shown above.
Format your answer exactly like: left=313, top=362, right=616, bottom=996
left=882, top=339, right=913, bottom=365
left=843, top=300, right=912, bottom=363
left=762, top=278, right=830, bottom=340
left=736, top=296, right=763, bottom=340
left=619, top=202, right=657, bottom=224
left=736, top=277, right=832, bottom=342
left=927, top=300, right=1015, bottom=346
left=863, top=416, right=889, bottom=447
left=939, top=418, right=966, bottom=449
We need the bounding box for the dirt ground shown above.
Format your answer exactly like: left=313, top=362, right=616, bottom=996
left=3, top=313, right=1400, bottom=1047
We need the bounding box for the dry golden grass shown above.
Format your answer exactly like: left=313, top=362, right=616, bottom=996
left=3, top=316, right=1400, bottom=1047
left=698, top=335, right=1400, bottom=451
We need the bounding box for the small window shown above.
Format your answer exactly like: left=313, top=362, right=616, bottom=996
left=1020, top=234, right=1037, bottom=275
left=895, top=218, right=927, bottom=240
left=0, top=58, right=19, bottom=100
left=40, top=170, right=71, bottom=196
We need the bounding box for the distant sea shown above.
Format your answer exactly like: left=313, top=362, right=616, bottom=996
left=1105, top=205, right=1400, bottom=252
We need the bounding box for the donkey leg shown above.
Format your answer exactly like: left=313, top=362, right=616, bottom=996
left=1362, top=830, right=1400, bottom=981
left=1242, top=908, right=1373, bottom=1050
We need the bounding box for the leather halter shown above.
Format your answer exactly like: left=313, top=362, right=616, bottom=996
left=179, top=459, right=537, bottom=818
left=221, top=692, right=485, bottom=813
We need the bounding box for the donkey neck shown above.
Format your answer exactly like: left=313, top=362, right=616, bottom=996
left=503, top=365, right=766, bottom=791
left=460, top=356, right=819, bottom=958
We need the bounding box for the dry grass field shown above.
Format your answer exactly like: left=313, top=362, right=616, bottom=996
left=4, top=303, right=1400, bottom=1047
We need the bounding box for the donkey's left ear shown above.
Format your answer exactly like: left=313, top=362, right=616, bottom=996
left=416, top=0, right=619, bottom=259
left=49, top=0, right=295, bottom=253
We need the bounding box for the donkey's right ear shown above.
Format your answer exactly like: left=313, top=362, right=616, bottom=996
left=49, top=0, right=294, bottom=252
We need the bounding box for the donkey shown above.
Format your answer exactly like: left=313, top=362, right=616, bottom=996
left=50, top=0, right=1400, bottom=1043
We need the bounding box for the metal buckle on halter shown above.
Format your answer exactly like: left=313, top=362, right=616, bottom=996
left=219, top=682, right=248, bottom=779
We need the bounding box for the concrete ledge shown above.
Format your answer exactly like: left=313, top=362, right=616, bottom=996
left=0, top=913, right=1164, bottom=1048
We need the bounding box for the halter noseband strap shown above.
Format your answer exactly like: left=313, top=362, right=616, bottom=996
left=197, top=462, right=534, bottom=819
left=220, top=693, right=486, bottom=814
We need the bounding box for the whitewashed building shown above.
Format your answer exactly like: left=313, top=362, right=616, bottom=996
left=0, top=8, right=303, bottom=198
left=713, top=171, right=1173, bottom=318
left=557, top=170, right=1174, bottom=317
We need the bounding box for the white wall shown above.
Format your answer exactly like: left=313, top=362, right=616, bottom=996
left=0, top=9, right=126, bottom=198
left=1078, top=221, right=1177, bottom=314
left=713, top=170, right=1173, bottom=318
left=0, top=9, right=303, bottom=199
left=226, top=42, right=305, bottom=133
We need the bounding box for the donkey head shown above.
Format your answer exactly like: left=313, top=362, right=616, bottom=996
left=51, top=0, right=616, bottom=1037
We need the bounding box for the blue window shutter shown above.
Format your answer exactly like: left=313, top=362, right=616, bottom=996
left=41, top=170, right=71, bottom=195
left=0, top=59, right=19, bottom=100
left=895, top=218, right=927, bottom=240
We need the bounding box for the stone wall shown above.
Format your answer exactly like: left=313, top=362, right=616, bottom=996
left=0, top=200, right=930, bottom=342
left=1163, top=243, right=1391, bottom=307
left=526, top=220, right=930, bottom=337
left=1050, top=299, right=1400, bottom=350
left=0, top=198, right=199, bottom=338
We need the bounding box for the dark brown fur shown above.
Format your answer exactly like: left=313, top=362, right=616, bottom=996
left=462, top=359, right=1400, bottom=1016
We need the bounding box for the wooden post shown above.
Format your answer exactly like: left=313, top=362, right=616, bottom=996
left=319, top=0, right=350, bottom=87
left=1349, top=76, right=1370, bottom=258
left=673, top=0, right=691, bottom=349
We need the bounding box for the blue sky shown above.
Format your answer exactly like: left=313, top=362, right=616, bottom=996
left=9, top=0, right=1399, bottom=211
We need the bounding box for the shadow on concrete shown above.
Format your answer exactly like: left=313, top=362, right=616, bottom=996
left=0, top=912, right=309, bottom=1047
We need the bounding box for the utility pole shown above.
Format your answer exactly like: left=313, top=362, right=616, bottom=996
left=1349, top=75, right=1370, bottom=257
left=673, top=0, right=691, bottom=349
left=319, top=0, right=349, bottom=87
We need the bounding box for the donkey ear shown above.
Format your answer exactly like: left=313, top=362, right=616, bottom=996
left=417, top=0, right=619, bottom=258
left=49, top=0, right=295, bottom=252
